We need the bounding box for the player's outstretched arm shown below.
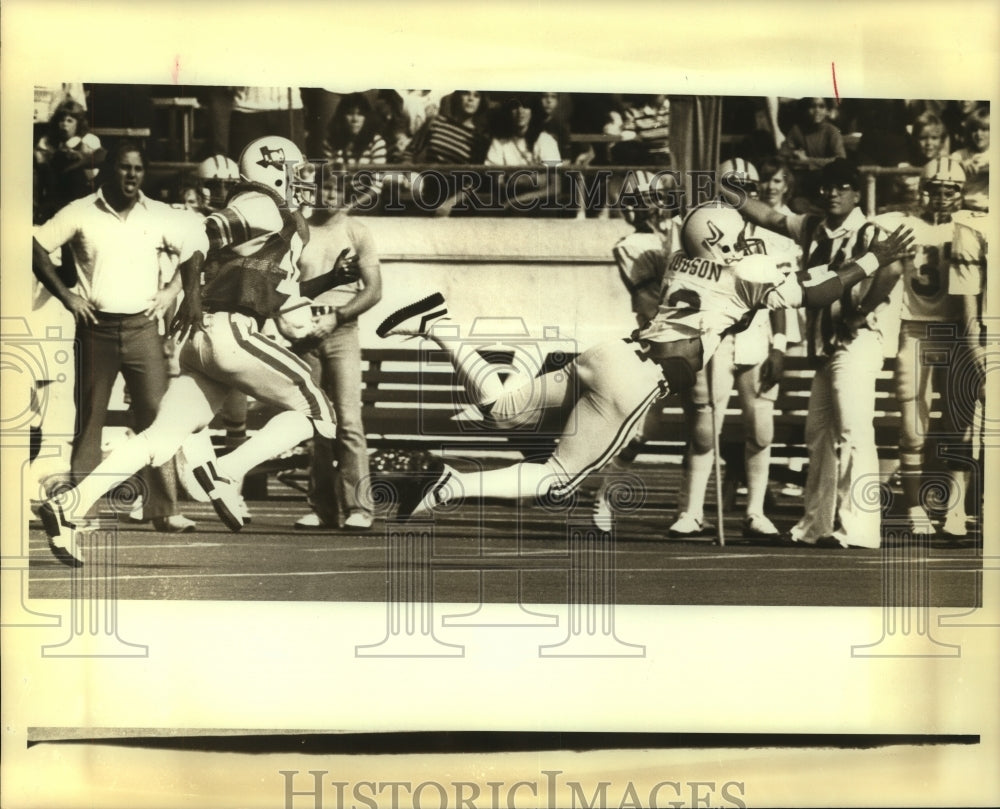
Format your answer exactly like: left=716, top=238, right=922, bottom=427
left=725, top=192, right=791, bottom=239
left=299, top=248, right=363, bottom=299
left=797, top=224, right=914, bottom=309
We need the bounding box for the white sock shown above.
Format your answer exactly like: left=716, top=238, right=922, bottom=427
left=68, top=433, right=153, bottom=518
left=744, top=445, right=771, bottom=515
left=217, top=410, right=313, bottom=483
left=684, top=450, right=714, bottom=519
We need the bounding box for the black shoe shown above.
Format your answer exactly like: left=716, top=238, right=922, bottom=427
left=37, top=500, right=83, bottom=567
left=815, top=536, right=845, bottom=549
left=376, top=293, right=448, bottom=338
left=192, top=464, right=245, bottom=532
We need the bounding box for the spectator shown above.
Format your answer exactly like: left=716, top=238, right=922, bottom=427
left=293, top=173, right=383, bottom=530
left=31, top=140, right=198, bottom=533
left=887, top=112, right=949, bottom=213
left=485, top=93, right=560, bottom=166
left=323, top=92, right=388, bottom=211
left=229, top=87, right=305, bottom=158
left=950, top=106, right=989, bottom=212
left=323, top=92, right=388, bottom=168
left=756, top=157, right=805, bottom=349
left=940, top=100, right=986, bottom=152
left=372, top=90, right=411, bottom=162
left=538, top=92, right=574, bottom=161
left=907, top=112, right=947, bottom=167
left=34, top=100, right=104, bottom=222
left=737, top=158, right=905, bottom=549
left=405, top=90, right=490, bottom=164
left=398, top=90, right=445, bottom=138
left=607, top=94, right=671, bottom=166
left=779, top=97, right=847, bottom=210
left=403, top=90, right=492, bottom=215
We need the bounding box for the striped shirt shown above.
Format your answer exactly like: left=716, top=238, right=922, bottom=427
left=406, top=116, right=488, bottom=164
left=323, top=134, right=387, bottom=169
left=787, top=206, right=894, bottom=358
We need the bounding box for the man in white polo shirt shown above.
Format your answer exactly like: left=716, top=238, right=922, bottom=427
left=32, top=140, right=197, bottom=533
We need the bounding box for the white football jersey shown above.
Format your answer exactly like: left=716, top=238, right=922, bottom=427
left=639, top=251, right=799, bottom=361
left=893, top=214, right=962, bottom=322
left=950, top=210, right=988, bottom=298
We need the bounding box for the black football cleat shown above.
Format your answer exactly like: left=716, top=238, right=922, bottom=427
left=192, top=464, right=246, bottom=532
left=37, top=500, right=83, bottom=567
left=376, top=293, right=448, bottom=338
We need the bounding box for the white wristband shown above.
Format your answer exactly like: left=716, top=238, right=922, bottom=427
left=856, top=252, right=879, bottom=276
left=771, top=333, right=788, bottom=352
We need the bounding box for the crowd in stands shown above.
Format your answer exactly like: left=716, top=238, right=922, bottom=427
left=28, top=84, right=990, bottom=549
left=34, top=85, right=990, bottom=221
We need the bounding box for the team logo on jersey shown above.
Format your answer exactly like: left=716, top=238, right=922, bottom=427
left=255, top=145, right=287, bottom=170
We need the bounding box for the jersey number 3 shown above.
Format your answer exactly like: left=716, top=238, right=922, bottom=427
left=911, top=243, right=950, bottom=297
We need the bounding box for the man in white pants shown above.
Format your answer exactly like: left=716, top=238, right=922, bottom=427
left=735, top=158, right=906, bottom=549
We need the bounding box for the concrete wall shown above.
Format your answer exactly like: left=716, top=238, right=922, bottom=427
left=357, top=217, right=638, bottom=351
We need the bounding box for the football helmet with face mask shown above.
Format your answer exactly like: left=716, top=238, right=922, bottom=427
left=920, top=157, right=965, bottom=217
left=195, top=154, right=240, bottom=211
left=681, top=201, right=765, bottom=264
left=718, top=157, right=759, bottom=198
left=238, top=136, right=317, bottom=208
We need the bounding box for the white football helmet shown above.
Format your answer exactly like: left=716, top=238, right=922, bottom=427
left=718, top=157, right=759, bottom=197
left=621, top=169, right=679, bottom=231
left=196, top=155, right=240, bottom=210
left=920, top=157, right=965, bottom=215
left=238, top=136, right=317, bottom=208
left=681, top=202, right=765, bottom=264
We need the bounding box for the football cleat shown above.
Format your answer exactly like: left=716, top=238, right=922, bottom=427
left=376, top=293, right=448, bottom=338
left=343, top=511, right=374, bottom=530
left=668, top=511, right=712, bottom=538
left=36, top=499, right=83, bottom=566
left=743, top=513, right=779, bottom=538
left=591, top=481, right=614, bottom=532
left=152, top=515, right=198, bottom=534
left=941, top=511, right=968, bottom=539
left=370, top=449, right=450, bottom=522
left=192, top=464, right=246, bottom=532
left=906, top=507, right=936, bottom=536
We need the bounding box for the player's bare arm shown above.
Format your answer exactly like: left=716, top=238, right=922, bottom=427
left=170, top=249, right=206, bottom=342
left=732, top=195, right=791, bottom=239
left=800, top=223, right=914, bottom=308
left=31, top=236, right=97, bottom=325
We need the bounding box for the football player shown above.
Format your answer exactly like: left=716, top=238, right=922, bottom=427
left=373, top=202, right=914, bottom=523
left=36, top=136, right=349, bottom=564
left=887, top=158, right=974, bottom=535
left=946, top=200, right=989, bottom=538
left=665, top=159, right=792, bottom=539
